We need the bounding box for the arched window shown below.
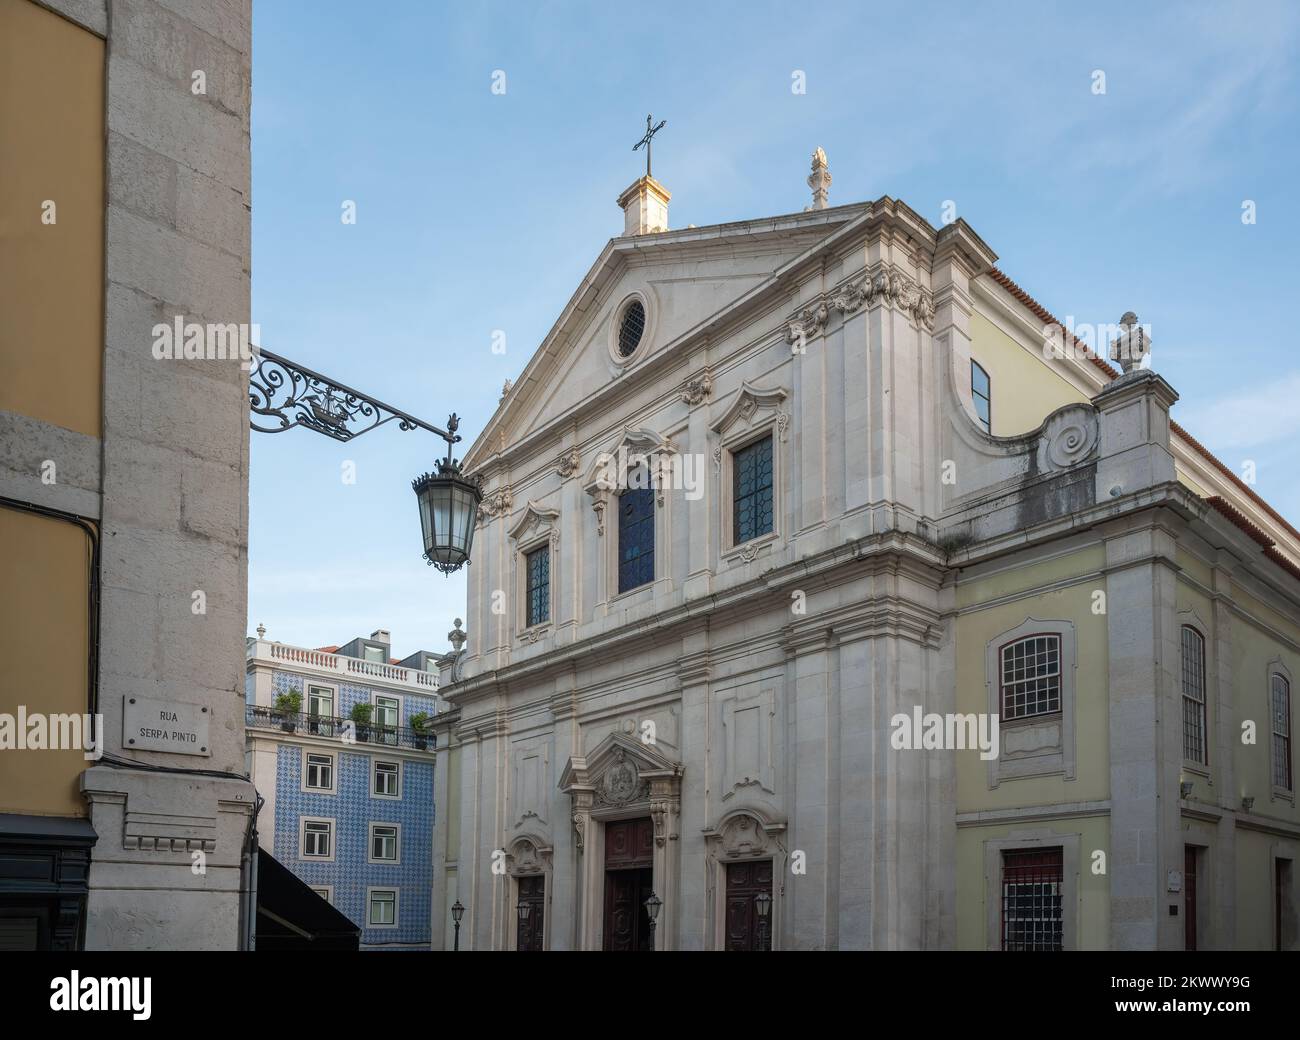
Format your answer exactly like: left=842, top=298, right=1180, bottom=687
left=971, top=360, right=991, bottom=433
left=617, top=486, right=655, bottom=593
left=999, top=634, right=1061, bottom=720
left=1181, top=626, right=1207, bottom=764
left=1272, top=672, right=1292, bottom=791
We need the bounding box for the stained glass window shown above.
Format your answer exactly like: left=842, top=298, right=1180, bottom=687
left=732, top=436, right=774, bottom=545
left=618, top=486, right=655, bottom=593
left=526, top=545, right=550, bottom=627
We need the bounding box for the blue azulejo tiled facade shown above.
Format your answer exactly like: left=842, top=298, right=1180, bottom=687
left=272, top=743, right=434, bottom=948
left=245, top=631, right=445, bottom=951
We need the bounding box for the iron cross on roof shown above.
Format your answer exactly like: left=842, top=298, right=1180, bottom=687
left=633, top=114, right=666, bottom=178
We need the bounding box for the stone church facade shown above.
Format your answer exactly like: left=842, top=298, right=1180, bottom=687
left=430, top=158, right=1300, bottom=951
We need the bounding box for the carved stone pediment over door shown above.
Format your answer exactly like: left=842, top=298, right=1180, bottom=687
left=559, top=731, right=684, bottom=949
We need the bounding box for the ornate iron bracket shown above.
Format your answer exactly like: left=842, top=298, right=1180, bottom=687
left=249, top=346, right=460, bottom=455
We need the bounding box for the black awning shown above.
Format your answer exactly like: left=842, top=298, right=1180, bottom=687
left=255, top=846, right=359, bottom=951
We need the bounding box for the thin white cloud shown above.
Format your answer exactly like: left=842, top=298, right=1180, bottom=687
left=1178, top=370, right=1300, bottom=450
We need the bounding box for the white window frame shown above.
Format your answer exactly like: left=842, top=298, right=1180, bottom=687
left=310, top=885, right=333, bottom=904
left=301, top=749, right=337, bottom=795
left=983, top=831, right=1080, bottom=951
left=305, top=682, right=337, bottom=720
left=710, top=383, right=789, bottom=565
left=372, top=757, right=402, bottom=799
left=366, top=887, right=399, bottom=929
left=508, top=503, right=561, bottom=643
left=368, top=822, right=402, bottom=865
left=370, top=691, right=403, bottom=747
left=984, top=618, right=1076, bottom=788
left=299, top=816, right=336, bottom=862
left=1180, top=623, right=1210, bottom=770
left=1269, top=659, right=1295, bottom=802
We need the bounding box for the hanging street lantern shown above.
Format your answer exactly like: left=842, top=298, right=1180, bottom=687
left=411, top=415, right=482, bottom=575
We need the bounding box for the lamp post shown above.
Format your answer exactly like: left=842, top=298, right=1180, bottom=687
left=451, top=899, right=465, bottom=952
left=754, top=890, right=772, bottom=952
left=644, top=891, right=662, bottom=951
left=248, top=348, right=482, bottom=575
left=516, top=900, right=532, bottom=952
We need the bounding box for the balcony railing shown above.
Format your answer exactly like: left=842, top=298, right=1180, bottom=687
left=247, top=640, right=440, bottom=690
left=245, top=705, right=436, bottom=751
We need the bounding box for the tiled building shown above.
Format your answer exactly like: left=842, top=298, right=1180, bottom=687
left=246, top=628, right=444, bottom=950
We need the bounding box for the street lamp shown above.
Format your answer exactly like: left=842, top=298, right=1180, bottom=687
left=248, top=350, right=482, bottom=574
left=644, top=891, right=662, bottom=951
left=754, top=890, right=772, bottom=951
left=411, top=416, right=482, bottom=575
left=451, top=899, right=465, bottom=952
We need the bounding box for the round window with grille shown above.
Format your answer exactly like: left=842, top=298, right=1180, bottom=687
left=617, top=299, right=646, bottom=358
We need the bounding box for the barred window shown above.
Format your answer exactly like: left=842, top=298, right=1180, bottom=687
left=1001, top=848, right=1063, bottom=951
left=1273, top=673, right=1292, bottom=791
left=1181, top=626, right=1207, bottom=765
left=525, top=545, right=550, bottom=627
left=617, top=486, right=655, bottom=593
left=732, top=435, right=774, bottom=545
left=1000, top=635, right=1061, bottom=720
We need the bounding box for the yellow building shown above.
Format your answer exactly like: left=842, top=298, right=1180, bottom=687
left=0, top=0, right=253, bottom=950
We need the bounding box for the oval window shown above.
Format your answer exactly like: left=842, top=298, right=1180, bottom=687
left=617, top=299, right=646, bottom=358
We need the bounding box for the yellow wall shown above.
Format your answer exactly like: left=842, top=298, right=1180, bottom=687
left=956, top=816, right=1111, bottom=949
left=0, top=0, right=104, bottom=437
left=0, top=508, right=94, bottom=817
left=955, top=548, right=1109, bottom=813
left=969, top=311, right=1090, bottom=437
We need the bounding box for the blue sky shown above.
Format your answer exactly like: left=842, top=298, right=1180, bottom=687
left=249, top=0, right=1300, bottom=657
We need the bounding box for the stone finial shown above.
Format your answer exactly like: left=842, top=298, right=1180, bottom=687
left=448, top=618, right=466, bottom=652
left=806, top=147, right=831, bottom=211
left=1109, top=311, right=1152, bottom=375
left=256, top=623, right=266, bottom=639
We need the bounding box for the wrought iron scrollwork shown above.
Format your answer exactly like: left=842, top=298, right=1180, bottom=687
left=248, top=347, right=459, bottom=449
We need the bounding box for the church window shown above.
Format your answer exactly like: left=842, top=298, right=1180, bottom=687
left=732, top=436, right=774, bottom=545
left=526, top=545, right=550, bottom=627
left=1000, top=634, right=1061, bottom=720
left=1181, top=625, right=1207, bottom=765
left=617, top=299, right=646, bottom=357
left=617, top=487, right=655, bottom=593
left=971, top=360, right=991, bottom=433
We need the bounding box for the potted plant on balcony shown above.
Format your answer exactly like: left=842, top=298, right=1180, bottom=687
left=349, top=702, right=373, bottom=743
left=273, top=691, right=301, bottom=732
left=410, top=711, right=431, bottom=750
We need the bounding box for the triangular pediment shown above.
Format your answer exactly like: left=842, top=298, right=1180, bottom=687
left=558, top=730, right=678, bottom=794
left=464, top=205, right=871, bottom=471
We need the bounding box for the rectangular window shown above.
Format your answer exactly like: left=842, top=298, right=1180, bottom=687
left=310, top=886, right=332, bottom=904
left=373, top=759, right=400, bottom=798
left=617, top=487, right=655, bottom=593
left=305, top=752, right=334, bottom=792
left=306, top=685, right=335, bottom=735
left=1273, top=673, right=1292, bottom=791
left=526, top=545, right=550, bottom=627
left=301, top=819, right=332, bottom=859
left=370, top=824, right=399, bottom=862
left=369, top=889, right=397, bottom=927
left=732, top=436, right=774, bottom=545
left=364, top=645, right=386, bottom=663
left=1001, top=848, right=1063, bottom=951
left=374, top=694, right=399, bottom=746
left=971, top=360, right=991, bottom=434
left=1000, top=635, right=1061, bottom=720
left=1181, top=626, right=1207, bottom=765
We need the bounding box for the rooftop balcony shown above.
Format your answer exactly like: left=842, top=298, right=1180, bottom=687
left=246, top=638, right=440, bottom=692
left=245, top=705, right=436, bottom=752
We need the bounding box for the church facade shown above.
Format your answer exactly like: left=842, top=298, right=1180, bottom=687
left=430, top=156, right=1300, bottom=951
